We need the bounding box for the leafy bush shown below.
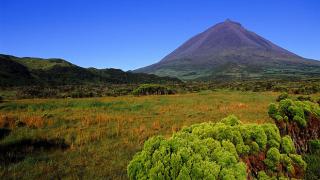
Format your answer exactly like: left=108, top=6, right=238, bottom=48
left=276, top=92, right=289, bottom=102
left=0, top=96, right=3, bottom=103
left=268, top=103, right=283, bottom=122
left=289, top=154, right=307, bottom=171
left=132, top=84, right=175, bottom=96
left=262, top=124, right=281, bottom=149
left=128, top=116, right=306, bottom=179
left=309, top=140, right=320, bottom=153
left=257, top=171, right=271, bottom=180
left=296, top=96, right=312, bottom=102
left=220, top=115, right=240, bottom=126
left=281, top=135, right=296, bottom=154
left=264, top=147, right=281, bottom=170
left=268, top=99, right=320, bottom=127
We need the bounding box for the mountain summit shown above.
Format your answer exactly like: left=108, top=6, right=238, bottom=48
left=135, top=19, right=320, bottom=80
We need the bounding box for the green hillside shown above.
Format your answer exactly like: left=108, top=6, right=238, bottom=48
left=0, top=54, right=181, bottom=86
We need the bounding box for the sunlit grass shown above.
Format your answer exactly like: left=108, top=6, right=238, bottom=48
left=0, top=90, right=318, bottom=179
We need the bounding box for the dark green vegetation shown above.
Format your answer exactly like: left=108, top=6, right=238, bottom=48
left=135, top=20, right=320, bottom=80
left=1, top=78, right=320, bottom=100
left=128, top=97, right=320, bottom=179
left=305, top=140, right=320, bottom=179
left=211, top=78, right=320, bottom=94
left=132, top=84, right=176, bottom=96
left=0, top=54, right=180, bottom=87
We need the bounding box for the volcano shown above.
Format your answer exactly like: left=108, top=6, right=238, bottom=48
left=135, top=19, right=320, bottom=80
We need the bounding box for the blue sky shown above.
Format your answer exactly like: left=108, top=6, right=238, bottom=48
left=0, top=0, right=319, bottom=70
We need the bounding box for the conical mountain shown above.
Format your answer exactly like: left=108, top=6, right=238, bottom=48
left=135, top=19, right=320, bottom=80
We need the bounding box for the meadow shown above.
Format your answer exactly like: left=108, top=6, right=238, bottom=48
left=0, top=90, right=318, bottom=179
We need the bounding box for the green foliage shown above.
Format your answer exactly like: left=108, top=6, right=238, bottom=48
left=250, top=141, right=260, bottom=154
left=0, top=96, right=3, bottom=103
left=296, top=96, right=312, bottom=102
left=268, top=103, right=283, bottom=122
left=220, top=115, right=240, bottom=126
left=304, top=151, right=320, bottom=180
left=276, top=93, right=289, bottom=102
left=257, top=171, right=273, bottom=180
left=128, top=115, right=306, bottom=179
left=309, top=140, right=320, bottom=153
left=264, top=147, right=281, bottom=170
left=289, top=154, right=307, bottom=171
left=132, top=84, right=176, bottom=96
left=262, top=124, right=281, bottom=149
left=281, top=136, right=295, bottom=154
left=268, top=99, right=320, bottom=127
left=280, top=154, right=294, bottom=173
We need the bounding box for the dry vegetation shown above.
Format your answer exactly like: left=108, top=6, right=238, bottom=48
left=0, top=90, right=319, bottom=179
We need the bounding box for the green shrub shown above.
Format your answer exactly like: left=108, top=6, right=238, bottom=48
left=268, top=99, right=320, bottom=127
left=289, top=154, right=307, bottom=171
left=268, top=103, right=282, bottom=122
left=264, top=147, right=281, bottom=170
left=262, top=124, right=281, bottom=149
left=250, top=141, right=260, bottom=153
left=281, top=135, right=296, bottom=154
left=280, top=154, right=294, bottom=173
left=309, top=140, right=320, bottom=153
left=276, top=92, right=289, bottom=102
left=251, top=126, right=268, bottom=150
left=0, top=96, right=3, bottom=103
left=220, top=115, right=240, bottom=126
left=132, top=84, right=175, bottom=96
left=128, top=115, right=306, bottom=179
left=257, top=171, right=272, bottom=180
left=296, top=96, right=312, bottom=102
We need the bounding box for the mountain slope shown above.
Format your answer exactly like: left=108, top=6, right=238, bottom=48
left=135, top=19, right=320, bottom=80
left=0, top=54, right=181, bottom=86
left=0, top=55, right=34, bottom=86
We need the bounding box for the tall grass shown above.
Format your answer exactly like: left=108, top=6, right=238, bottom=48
left=0, top=91, right=319, bottom=179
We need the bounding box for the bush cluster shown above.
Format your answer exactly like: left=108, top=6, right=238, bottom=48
left=128, top=115, right=305, bottom=179
left=296, top=96, right=312, bottom=102
left=268, top=99, right=320, bottom=127
left=276, top=92, right=289, bottom=102
left=132, top=84, right=175, bottom=96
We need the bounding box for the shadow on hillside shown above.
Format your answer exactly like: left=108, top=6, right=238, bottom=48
left=0, top=128, right=11, bottom=140
left=0, top=138, right=69, bottom=165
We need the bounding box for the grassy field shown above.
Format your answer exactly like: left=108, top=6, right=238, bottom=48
left=0, top=90, right=317, bottom=179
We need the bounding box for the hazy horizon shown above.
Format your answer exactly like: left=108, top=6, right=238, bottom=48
left=1, top=0, right=320, bottom=71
